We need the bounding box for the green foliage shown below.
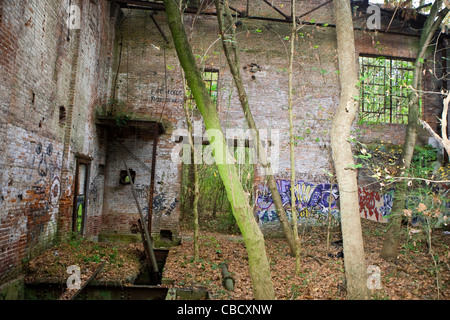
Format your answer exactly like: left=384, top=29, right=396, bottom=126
left=202, top=235, right=222, bottom=254
left=66, top=231, right=84, bottom=249
left=358, top=56, right=416, bottom=125
left=353, top=139, right=449, bottom=237
left=216, top=210, right=240, bottom=234
left=83, top=253, right=103, bottom=264
left=180, top=147, right=254, bottom=234
left=410, top=145, right=438, bottom=177
left=294, top=123, right=326, bottom=146
left=185, top=70, right=219, bottom=108
left=352, top=141, right=441, bottom=185
left=61, top=233, right=126, bottom=267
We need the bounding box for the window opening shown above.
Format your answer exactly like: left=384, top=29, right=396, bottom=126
left=359, top=55, right=419, bottom=124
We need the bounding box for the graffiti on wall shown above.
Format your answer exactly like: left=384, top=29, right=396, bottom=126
left=28, top=142, right=62, bottom=203
left=150, top=88, right=184, bottom=104
left=358, top=187, right=393, bottom=223
left=255, top=180, right=395, bottom=225
left=0, top=133, right=62, bottom=262
left=144, top=191, right=179, bottom=222
left=255, top=180, right=340, bottom=225
left=26, top=140, right=62, bottom=244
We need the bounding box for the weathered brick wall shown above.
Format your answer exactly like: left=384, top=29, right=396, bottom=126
left=0, top=0, right=446, bottom=283
left=57, top=0, right=118, bottom=240
left=104, top=5, right=439, bottom=238
left=0, top=0, right=116, bottom=283
left=98, top=9, right=185, bottom=241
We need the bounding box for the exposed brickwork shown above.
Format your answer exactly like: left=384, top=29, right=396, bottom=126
left=109, top=7, right=442, bottom=239
left=0, top=1, right=447, bottom=284
left=0, top=0, right=116, bottom=283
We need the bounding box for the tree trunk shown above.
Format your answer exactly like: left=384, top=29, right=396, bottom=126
left=192, top=132, right=200, bottom=260
left=181, top=72, right=200, bottom=260
left=332, top=0, right=370, bottom=300
left=381, top=0, right=448, bottom=261
left=212, top=189, right=219, bottom=219
left=163, top=0, right=275, bottom=300
left=380, top=191, right=406, bottom=261
left=288, top=0, right=301, bottom=275
left=215, top=0, right=299, bottom=257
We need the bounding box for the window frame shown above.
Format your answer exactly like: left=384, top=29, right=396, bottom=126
left=358, top=54, right=417, bottom=125
left=186, top=67, right=220, bottom=109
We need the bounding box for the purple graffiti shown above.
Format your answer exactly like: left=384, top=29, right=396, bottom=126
left=256, top=180, right=393, bottom=224
left=255, top=180, right=340, bottom=224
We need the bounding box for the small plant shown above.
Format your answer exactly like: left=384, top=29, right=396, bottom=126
left=109, top=247, right=119, bottom=264
left=98, top=99, right=134, bottom=128
left=204, top=236, right=222, bottom=254
left=67, top=232, right=84, bottom=250
left=289, top=284, right=302, bottom=299
left=83, top=254, right=102, bottom=264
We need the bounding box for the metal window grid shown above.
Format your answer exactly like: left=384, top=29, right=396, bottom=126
left=359, top=56, right=415, bottom=124
left=186, top=69, right=219, bottom=107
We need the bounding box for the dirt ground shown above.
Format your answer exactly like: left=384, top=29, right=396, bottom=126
left=24, top=237, right=143, bottom=300
left=23, top=218, right=449, bottom=300
left=161, top=219, right=450, bottom=300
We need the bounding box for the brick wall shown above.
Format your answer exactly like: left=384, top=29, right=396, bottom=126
left=0, top=0, right=446, bottom=283
left=0, top=0, right=116, bottom=283
left=107, top=5, right=439, bottom=238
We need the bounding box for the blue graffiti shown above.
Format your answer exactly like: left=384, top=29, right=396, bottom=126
left=256, top=180, right=340, bottom=225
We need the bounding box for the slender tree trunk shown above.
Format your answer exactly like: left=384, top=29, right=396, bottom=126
left=332, top=0, right=370, bottom=300
left=288, top=0, right=301, bottom=275
left=192, top=155, right=200, bottom=259
left=381, top=0, right=448, bottom=261
left=420, top=93, right=450, bottom=156
left=179, top=9, right=202, bottom=261
left=181, top=72, right=200, bottom=260
left=164, top=0, right=275, bottom=299
left=212, top=189, right=219, bottom=219
left=215, top=0, right=299, bottom=257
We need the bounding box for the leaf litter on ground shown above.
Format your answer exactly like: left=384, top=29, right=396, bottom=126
left=23, top=219, right=449, bottom=300
left=161, top=219, right=449, bottom=300
left=25, top=236, right=143, bottom=299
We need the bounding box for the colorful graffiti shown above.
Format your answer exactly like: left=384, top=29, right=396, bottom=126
left=358, top=187, right=393, bottom=223
left=255, top=180, right=340, bottom=225
left=255, top=180, right=394, bottom=225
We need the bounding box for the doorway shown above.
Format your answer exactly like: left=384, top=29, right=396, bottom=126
left=73, top=158, right=90, bottom=235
